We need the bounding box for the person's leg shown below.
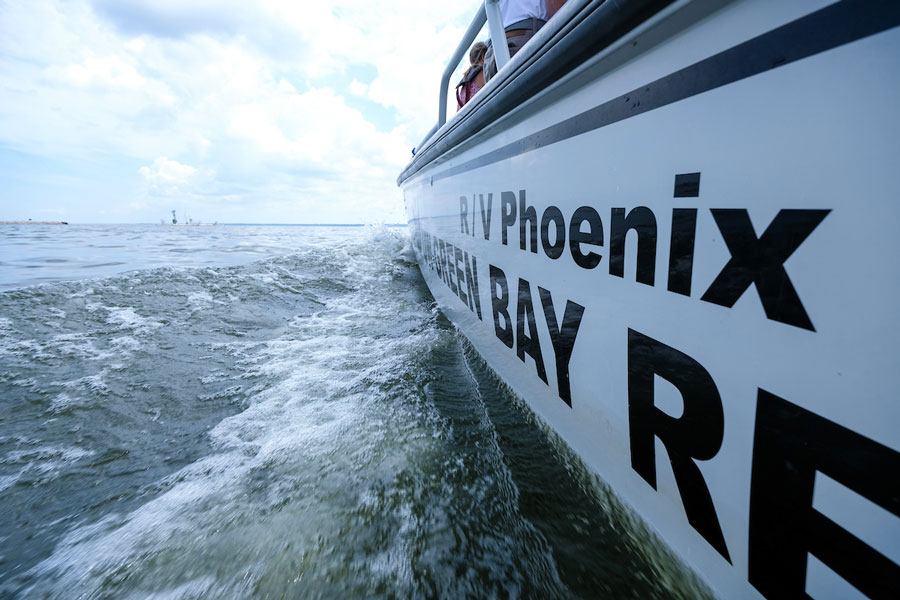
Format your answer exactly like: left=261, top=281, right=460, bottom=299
left=483, top=28, right=538, bottom=83
left=484, top=45, right=497, bottom=82
left=506, top=33, right=533, bottom=59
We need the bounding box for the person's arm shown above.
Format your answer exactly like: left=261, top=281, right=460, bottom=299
left=545, top=0, right=566, bottom=19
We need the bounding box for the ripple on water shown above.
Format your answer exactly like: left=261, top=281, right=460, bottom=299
left=1, top=227, right=711, bottom=599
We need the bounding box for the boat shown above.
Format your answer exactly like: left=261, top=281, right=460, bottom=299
left=164, top=210, right=217, bottom=226
left=398, top=1, right=900, bottom=598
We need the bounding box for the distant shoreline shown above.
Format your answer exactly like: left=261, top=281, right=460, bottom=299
left=163, top=223, right=408, bottom=227
left=0, top=221, right=68, bottom=225
left=222, top=223, right=407, bottom=227
left=0, top=222, right=406, bottom=226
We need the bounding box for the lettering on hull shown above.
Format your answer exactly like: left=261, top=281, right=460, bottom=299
left=457, top=174, right=829, bottom=330
left=411, top=172, right=899, bottom=599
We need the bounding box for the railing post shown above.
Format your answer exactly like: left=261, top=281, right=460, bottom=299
left=485, top=0, right=511, bottom=70
left=436, top=4, right=488, bottom=131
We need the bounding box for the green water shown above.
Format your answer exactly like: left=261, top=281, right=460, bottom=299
left=0, top=225, right=710, bottom=598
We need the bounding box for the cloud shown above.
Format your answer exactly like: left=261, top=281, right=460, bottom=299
left=54, top=55, right=146, bottom=89
left=139, top=157, right=198, bottom=186
left=0, top=0, right=484, bottom=223
left=90, top=0, right=248, bottom=37
left=348, top=79, right=369, bottom=97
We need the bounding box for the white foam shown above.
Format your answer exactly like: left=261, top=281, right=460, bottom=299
left=197, top=385, right=242, bottom=402
left=24, top=450, right=258, bottom=596
left=186, top=291, right=215, bottom=311
left=199, top=371, right=226, bottom=385
left=110, top=335, right=142, bottom=353
left=1, top=327, right=138, bottom=366
left=0, top=469, right=24, bottom=493
left=49, top=392, right=81, bottom=413
left=56, top=370, right=110, bottom=397
left=1, top=445, right=95, bottom=491
left=2, top=338, right=54, bottom=361
left=19, top=229, right=491, bottom=597
left=105, top=306, right=162, bottom=334
left=396, top=240, right=417, bottom=263
left=132, top=576, right=219, bottom=600
left=51, top=333, right=115, bottom=361
left=248, top=272, right=276, bottom=284
left=27, top=350, right=432, bottom=592
left=4, top=445, right=95, bottom=466
left=67, top=287, right=94, bottom=299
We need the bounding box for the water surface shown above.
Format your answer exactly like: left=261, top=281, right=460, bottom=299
left=0, top=224, right=709, bottom=598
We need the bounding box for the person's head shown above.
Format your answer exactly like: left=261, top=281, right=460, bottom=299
left=470, top=41, right=487, bottom=66
left=459, top=41, right=488, bottom=86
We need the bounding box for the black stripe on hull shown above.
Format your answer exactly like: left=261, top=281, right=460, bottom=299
left=423, top=0, right=900, bottom=185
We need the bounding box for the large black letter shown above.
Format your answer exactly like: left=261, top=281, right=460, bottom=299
left=540, top=206, right=566, bottom=259
left=749, top=390, right=900, bottom=600
left=430, top=234, right=440, bottom=278
left=479, top=193, right=493, bottom=240
left=700, top=209, right=829, bottom=330
left=454, top=246, right=468, bottom=307
left=569, top=206, right=603, bottom=269
left=460, top=196, right=469, bottom=235
left=628, top=329, right=730, bottom=561
left=465, top=252, right=483, bottom=321
left=667, top=208, right=697, bottom=297
left=538, top=287, right=584, bottom=407
left=501, top=191, right=516, bottom=246
left=516, top=278, right=547, bottom=384
left=423, top=231, right=432, bottom=270
left=436, top=238, right=446, bottom=282
left=443, top=241, right=457, bottom=294
left=610, top=207, right=657, bottom=286
left=490, top=265, right=513, bottom=348
left=519, top=191, right=537, bottom=254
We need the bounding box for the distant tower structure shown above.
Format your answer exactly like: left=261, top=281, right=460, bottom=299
left=171, top=210, right=177, bottom=225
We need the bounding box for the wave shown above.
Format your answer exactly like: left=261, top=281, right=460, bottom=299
left=1, top=226, right=707, bottom=599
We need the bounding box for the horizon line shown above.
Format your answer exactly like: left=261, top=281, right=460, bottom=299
left=1, top=222, right=409, bottom=227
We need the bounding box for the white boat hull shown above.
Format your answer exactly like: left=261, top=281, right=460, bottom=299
left=401, top=1, right=900, bottom=598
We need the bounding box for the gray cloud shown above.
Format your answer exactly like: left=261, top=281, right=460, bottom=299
left=90, top=0, right=245, bottom=38
left=0, top=0, right=470, bottom=223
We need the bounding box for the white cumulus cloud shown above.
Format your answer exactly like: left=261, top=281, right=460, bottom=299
left=0, top=0, right=485, bottom=223
left=139, top=157, right=198, bottom=186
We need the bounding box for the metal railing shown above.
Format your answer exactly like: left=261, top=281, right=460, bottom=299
left=416, top=0, right=512, bottom=153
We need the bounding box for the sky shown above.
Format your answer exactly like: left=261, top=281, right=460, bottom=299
left=0, top=0, right=484, bottom=224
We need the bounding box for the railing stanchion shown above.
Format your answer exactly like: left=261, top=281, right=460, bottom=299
left=419, top=0, right=510, bottom=152
left=485, top=0, right=511, bottom=69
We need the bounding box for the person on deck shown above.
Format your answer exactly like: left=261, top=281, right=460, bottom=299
left=456, top=42, right=487, bottom=110
left=546, top=0, right=567, bottom=19
left=483, top=0, right=549, bottom=82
